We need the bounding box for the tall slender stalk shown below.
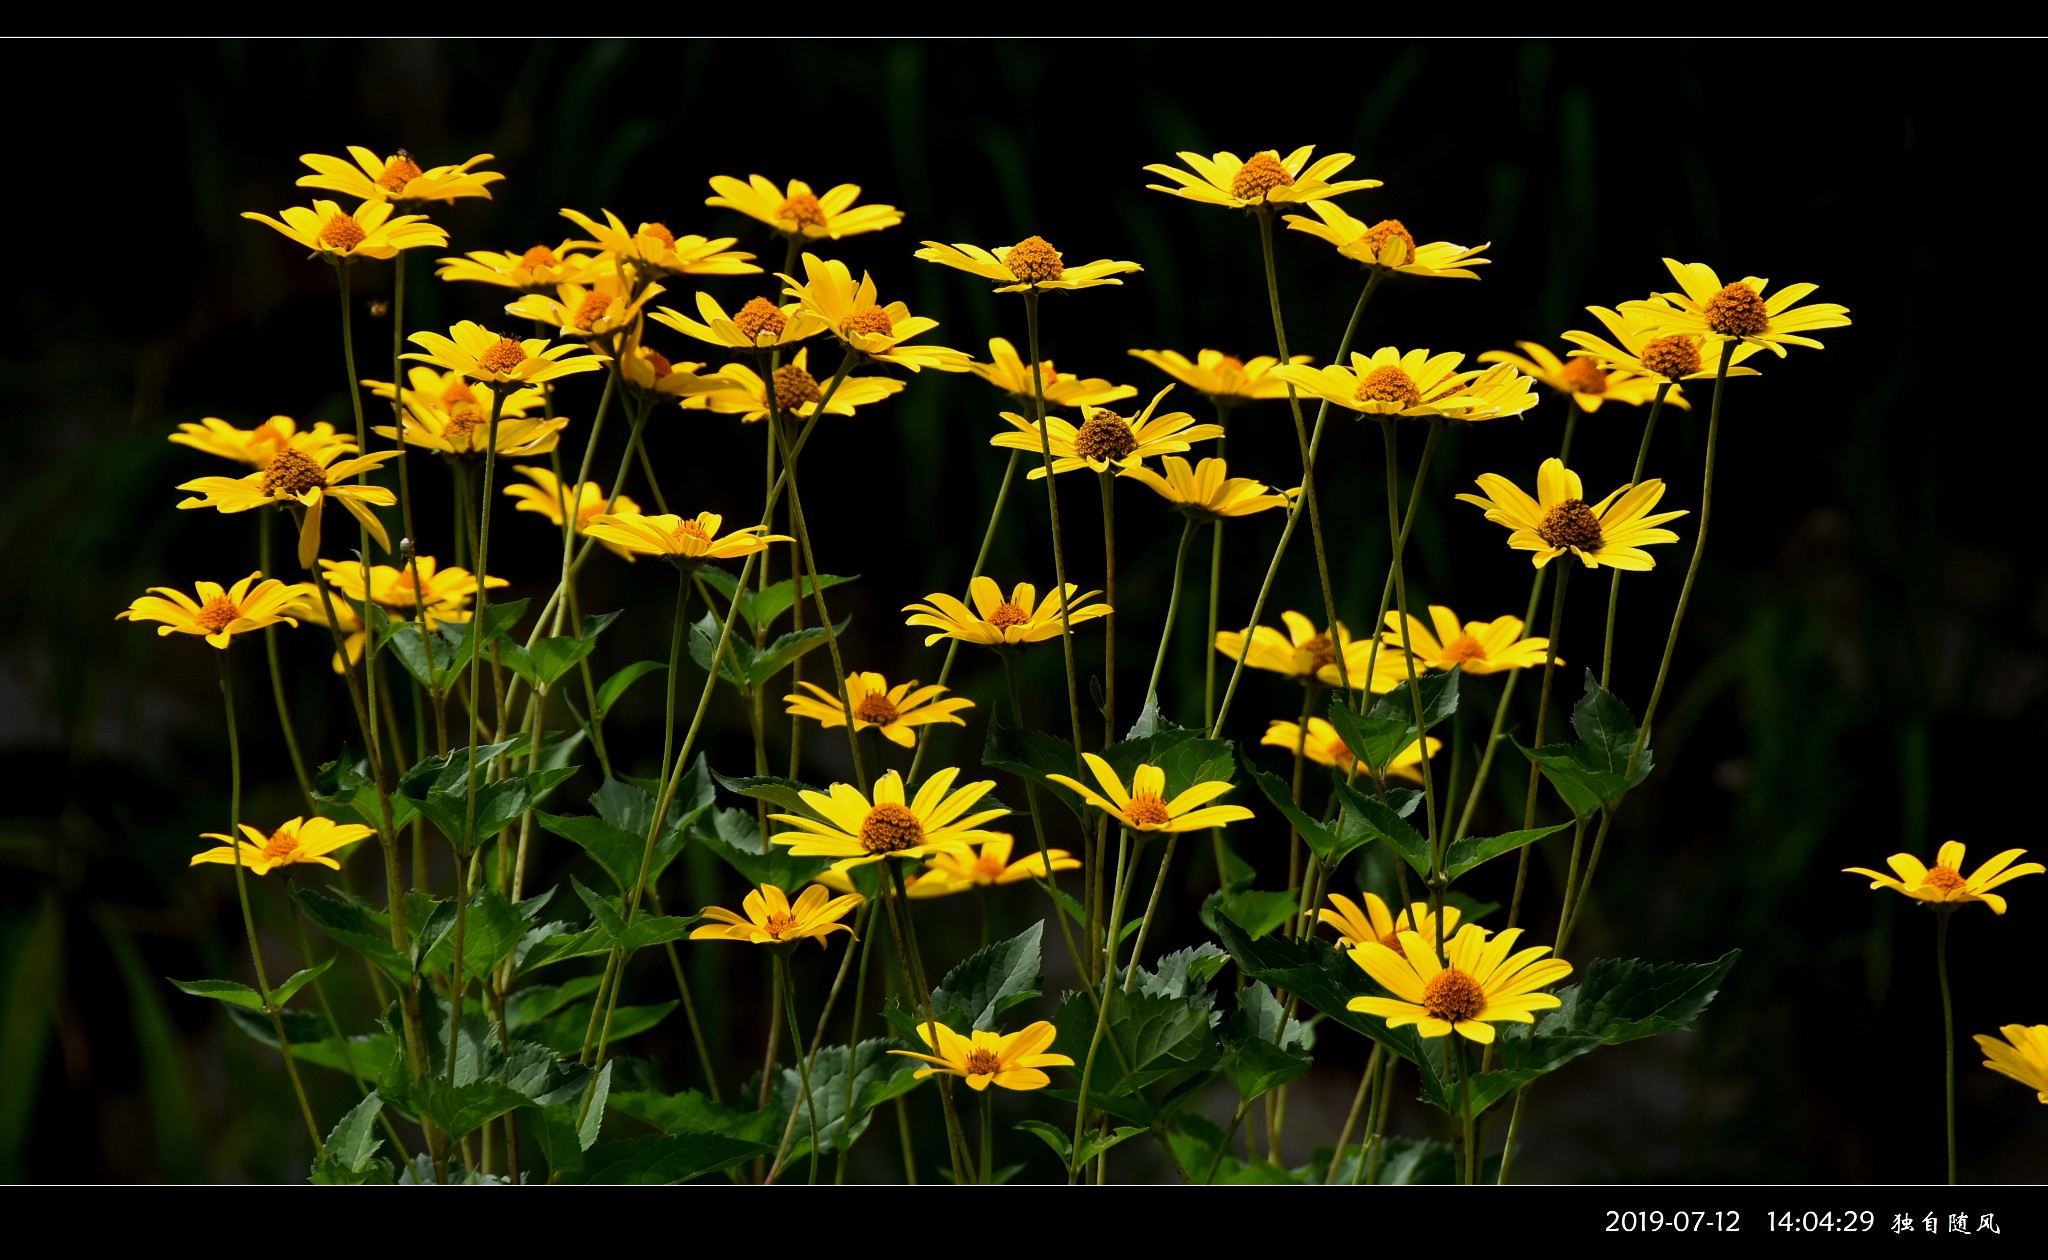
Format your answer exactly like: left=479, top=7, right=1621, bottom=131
left=1099, top=471, right=1119, bottom=741
left=1936, top=910, right=1957, bottom=1185
left=1380, top=421, right=1441, bottom=946
left=1325, top=1046, right=1381, bottom=1184
left=1204, top=402, right=1234, bottom=729
left=1146, top=517, right=1201, bottom=703
left=775, top=953, right=821, bottom=1185
left=1506, top=564, right=1571, bottom=932
left=257, top=517, right=315, bottom=809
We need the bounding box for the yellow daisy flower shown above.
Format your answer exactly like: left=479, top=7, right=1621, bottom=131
left=581, top=510, right=789, bottom=567
left=1347, top=924, right=1572, bottom=1044
left=904, top=577, right=1110, bottom=649
left=689, top=883, right=863, bottom=948
left=992, top=385, right=1223, bottom=479
left=779, top=253, right=969, bottom=372
left=1477, top=342, right=1685, bottom=413
left=435, top=240, right=602, bottom=290
left=1126, top=348, right=1307, bottom=405
left=367, top=367, right=564, bottom=460
left=505, top=467, right=643, bottom=561
left=1320, top=891, right=1462, bottom=951
left=242, top=198, right=447, bottom=262
left=191, top=816, right=374, bottom=876
left=503, top=273, right=664, bottom=341
left=302, top=556, right=504, bottom=671
left=770, top=768, right=1006, bottom=872
left=912, top=834, right=1081, bottom=899
left=176, top=444, right=401, bottom=568
left=1642, top=258, right=1851, bottom=358
left=296, top=147, right=501, bottom=204
left=970, top=338, right=1137, bottom=410
left=889, top=1020, right=1073, bottom=1092
left=1262, top=719, right=1439, bottom=784
left=680, top=347, right=904, bottom=424
left=1048, top=754, right=1253, bottom=834
left=1213, top=611, right=1409, bottom=693
left=784, top=671, right=973, bottom=749
left=615, top=329, right=720, bottom=406
left=1457, top=457, right=1687, bottom=572
left=168, top=415, right=354, bottom=468
left=705, top=175, right=901, bottom=240
left=1270, top=348, right=1510, bottom=420
left=1283, top=203, right=1490, bottom=278
left=1119, top=455, right=1289, bottom=521
left=1144, top=146, right=1381, bottom=210
left=118, top=573, right=314, bottom=649
left=809, top=867, right=941, bottom=898
left=1562, top=304, right=1762, bottom=383
left=914, top=235, right=1141, bottom=293
left=559, top=208, right=759, bottom=277
left=1975, top=1025, right=2048, bottom=1104
left=650, top=291, right=827, bottom=351
left=1844, top=841, right=2043, bottom=915
left=1381, top=606, right=1553, bottom=675
left=404, top=320, right=606, bottom=388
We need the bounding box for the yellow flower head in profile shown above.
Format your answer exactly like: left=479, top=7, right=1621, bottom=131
left=613, top=328, right=719, bottom=406
left=1320, top=891, right=1462, bottom=951
left=436, top=240, right=602, bottom=290
left=993, top=385, right=1223, bottom=479
left=1214, top=611, right=1408, bottom=693
left=169, top=416, right=354, bottom=468
left=1640, top=258, right=1851, bottom=358
left=1347, top=923, right=1572, bottom=1044
left=785, top=671, right=973, bottom=749
left=1477, top=342, right=1687, bottom=413
left=705, top=175, right=902, bottom=240
left=368, top=367, right=564, bottom=461
left=1844, top=841, right=2043, bottom=915
left=689, top=883, right=863, bottom=949
left=1975, top=1025, right=2048, bottom=1104
left=912, top=834, right=1081, bottom=899
left=505, top=468, right=643, bottom=560
left=889, top=1020, right=1073, bottom=1092
left=1382, top=606, right=1553, bottom=675
left=1563, top=304, right=1762, bottom=383
left=914, top=235, right=1142, bottom=293
left=1262, top=719, right=1439, bottom=785
left=1121, top=456, right=1290, bottom=522
left=303, top=556, right=504, bottom=671
left=904, top=577, right=1110, bottom=649
left=405, top=320, right=606, bottom=389
left=119, top=573, right=314, bottom=649
left=1048, top=754, right=1254, bottom=834
left=680, top=347, right=904, bottom=424
left=504, top=273, right=664, bottom=341
left=971, top=338, right=1137, bottom=410
left=176, top=443, right=401, bottom=568
left=297, top=147, right=501, bottom=204
left=1145, top=146, right=1381, bottom=211
left=243, top=198, right=448, bottom=262
left=192, top=816, right=373, bottom=875
left=779, top=253, right=969, bottom=373
left=650, top=291, right=827, bottom=351
left=770, top=768, right=1007, bottom=872
left=1459, top=459, right=1687, bottom=572
left=1272, top=348, right=1515, bottom=421
left=1127, top=348, right=1308, bottom=405
left=582, top=511, right=789, bottom=568
left=1283, top=203, right=1491, bottom=279
left=559, top=207, right=760, bottom=277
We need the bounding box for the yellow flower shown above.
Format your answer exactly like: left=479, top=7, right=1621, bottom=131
left=1320, top=891, right=1462, bottom=950
left=169, top=415, right=354, bottom=468
left=1120, top=455, right=1289, bottom=521
left=1213, top=610, right=1409, bottom=692
left=1283, top=203, right=1490, bottom=279
left=1347, top=923, right=1572, bottom=1044
left=505, top=468, right=643, bottom=561
left=1477, top=342, right=1685, bottom=413
left=1145, top=146, right=1381, bottom=210
left=689, top=883, right=863, bottom=948
left=914, top=235, right=1141, bottom=292
left=1975, top=1025, right=2048, bottom=1104
left=992, top=385, right=1223, bottom=479
left=367, top=366, right=564, bottom=460
left=704, top=175, right=902, bottom=240
left=242, top=198, right=447, bottom=262
left=1562, top=304, right=1762, bottom=383
left=176, top=444, right=401, bottom=568
left=1126, top=348, right=1308, bottom=405
left=888, top=1020, right=1073, bottom=1092
left=912, top=833, right=1082, bottom=898
left=1262, top=719, right=1439, bottom=785
left=770, top=768, right=1006, bottom=872
left=435, top=240, right=602, bottom=290
left=784, top=671, right=973, bottom=749
left=192, top=816, right=374, bottom=875
left=503, top=273, right=664, bottom=341
left=615, top=328, right=720, bottom=406
left=1048, top=754, right=1253, bottom=834
left=1641, top=258, right=1851, bottom=358
left=679, top=347, right=903, bottom=424
left=582, top=510, right=788, bottom=567
left=1381, top=606, right=1553, bottom=675
left=778, top=253, right=969, bottom=373
left=1271, top=348, right=1529, bottom=421
left=1457, top=457, right=1686, bottom=572
left=119, top=573, right=314, bottom=649
left=650, top=291, right=827, bottom=351
left=1844, top=841, right=2043, bottom=915
left=303, top=556, right=505, bottom=670
left=970, top=338, right=1137, bottom=410
left=559, top=207, right=759, bottom=277
left=296, top=147, right=501, bottom=204
left=905, top=577, right=1110, bottom=649
left=404, top=320, right=606, bottom=388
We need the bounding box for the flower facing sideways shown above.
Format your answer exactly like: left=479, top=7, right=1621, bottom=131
left=1347, top=923, right=1572, bottom=1044
left=904, top=577, right=1110, bottom=648
left=690, top=883, right=863, bottom=948
left=705, top=175, right=902, bottom=240
left=504, top=468, right=643, bottom=561
left=912, top=833, right=1081, bottom=898
left=888, top=1020, right=1073, bottom=1092
left=1478, top=342, right=1684, bottom=413
left=1214, top=610, right=1410, bottom=693
left=436, top=240, right=601, bottom=290
left=681, top=348, right=904, bottom=424
left=297, top=147, right=501, bottom=204
left=559, top=207, right=759, bottom=277
left=404, top=321, right=605, bottom=388
left=1975, top=1025, right=2048, bottom=1104
left=1121, top=456, right=1290, bottom=521
left=1283, top=203, right=1490, bottom=279
left=1383, top=606, right=1553, bottom=675
left=1844, top=840, right=2042, bottom=914
left=169, top=415, right=354, bottom=468
left=1321, top=891, right=1462, bottom=951
left=1127, top=348, right=1307, bottom=405
left=779, top=253, right=969, bottom=372
left=1457, top=457, right=1686, bottom=572
left=191, top=816, right=373, bottom=875
left=1640, top=258, right=1851, bottom=358
left=915, top=235, right=1141, bottom=292
left=1145, top=146, right=1381, bottom=211
left=971, top=338, right=1137, bottom=410
left=650, top=291, right=827, bottom=351
left=784, top=671, right=973, bottom=749
left=581, top=511, right=789, bottom=567
left=176, top=444, right=401, bottom=568
left=1262, top=719, right=1439, bottom=785
left=1047, top=754, right=1253, bottom=834
left=243, top=199, right=447, bottom=261
left=119, top=573, right=314, bottom=649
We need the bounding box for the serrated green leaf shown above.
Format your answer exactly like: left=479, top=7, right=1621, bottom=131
left=596, top=661, right=666, bottom=716
left=1134, top=943, right=1229, bottom=1000
left=744, top=621, right=848, bottom=691
left=323, top=1089, right=385, bottom=1173
left=534, top=1001, right=676, bottom=1057
left=1443, top=822, right=1575, bottom=881
left=505, top=975, right=604, bottom=1031
left=609, top=1088, right=779, bottom=1144
left=562, top=1131, right=771, bottom=1184
left=527, top=634, right=598, bottom=686
left=1331, top=780, right=1432, bottom=877
left=1240, top=752, right=1348, bottom=862
left=982, top=719, right=1085, bottom=819
left=167, top=977, right=266, bottom=1010
left=1203, top=888, right=1298, bottom=941
left=698, top=568, right=858, bottom=636
left=539, top=764, right=710, bottom=894
left=1053, top=982, right=1218, bottom=1098
left=413, top=889, right=531, bottom=978
left=1015, top=1119, right=1071, bottom=1162
left=929, top=922, right=1043, bottom=1031
left=290, top=886, right=409, bottom=983
left=690, top=805, right=834, bottom=891
left=709, top=769, right=818, bottom=818
left=579, top=1062, right=611, bottom=1151
left=1327, top=670, right=1460, bottom=773
left=312, top=751, right=419, bottom=832
left=520, top=916, right=697, bottom=970
left=1219, top=981, right=1312, bottom=1100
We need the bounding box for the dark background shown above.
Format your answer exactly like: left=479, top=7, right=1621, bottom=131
left=3, top=38, right=2040, bottom=1183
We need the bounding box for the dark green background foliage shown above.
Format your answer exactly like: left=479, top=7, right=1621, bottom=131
left=2, top=38, right=2037, bottom=1182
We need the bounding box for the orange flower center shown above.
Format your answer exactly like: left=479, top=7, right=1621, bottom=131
left=439, top=377, right=479, bottom=406
left=763, top=911, right=798, bottom=938
left=859, top=802, right=925, bottom=854
left=853, top=691, right=901, bottom=726
left=519, top=243, right=560, bottom=270
left=570, top=290, right=613, bottom=331
left=1217, top=355, right=1246, bottom=374
left=1923, top=865, right=1967, bottom=892
left=260, top=827, right=302, bottom=861
left=1230, top=152, right=1295, bottom=201
left=988, top=602, right=1030, bottom=629
left=1004, top=235, right=1065, bottom=283
left=261, top=448, right=329, bottom=498
left=974, top=853, right=1006, bottom=878
left=843, top=305, right=894, bottom=338
left=1440, top=633, right=1488, bottom=664
left=1355, top=365, right=1423, bottom=407
left=733, top=296, right=789, bottom=340
left=1299, top=632, right=1337, bottom=673
left=1558, top=357, right=1608, bottom=394
left=1362, top=218, right=1417, bottom=263
left=773, top=364, right=824, bottom=410
left=477, top=337, right=529, bottom=375
left=1124, top=795, right=1172, bottom=827
left=962, top=1048, right=1003, bottom=1076
left=1074, top=410, right=1138, bottom=462
left=672, top=519, right=712, bottom=545
left=375, top=154, right=424, bottom=194
left=196, top=594, right=240, bottom=633
left=640, top=348, right=674, bottom=379
left=1423, top=967, right=1486, bottom=1023
left=1537, top=499, right=1604, bottom=552
left=640, top=222, right=678, bottom=250
left=1639, top=335, right=1702, bottom=380
left=319, top=213, right=368, bottom=252
left=776, top=192, right=827, bottom=229
left=1705, top=282, right=1769, bottom=337
left=443, top=403, right=484, bottom=446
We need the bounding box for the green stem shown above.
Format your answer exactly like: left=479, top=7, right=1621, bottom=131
left=1457, top=1040, right=1476, bottom=1184
left=258, top=517, right=315, bottom=809
left=999, top=654, right=1092, bottom=984
left=1325, top=1045, right=1380, bottom=1184
left=444, top=849, right=476, bottom=1080
left=768, top=399, right=866, bottom=793
left=1069, top=826, right=1135, bottom=1179
left=1507, top=564, right=1572, bottom=931
left=777, top=953, right=821, bottom=1185
left=1022, top=290, right=1086, bottom=760
left=1380, top=422, right=1441, bottom=907
left=1204, top=402, right=1232, bottom=730
left=1121, top=835, right=1179, bottom=993
left=1359, top=1046, right=1397, bottom=1184
left=1146, top=517, right=1201, bottom=703
left=1937, top=910, right=1957, bottom=1185
left=980, top=1091, right=995, bottom=1185
left=881, top=863, right=970, bottom=1183
left=1099, top=470, right=1118, bottom=741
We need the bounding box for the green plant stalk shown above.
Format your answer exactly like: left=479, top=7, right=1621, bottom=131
left=1456, top=1039, right=1476, bottom=1185
left=387, top=254, right=446, bottom=758
left=1553, top=813, right=1591, bottom=946
left=768, top=905, right=871, bottom=1183
left=769, top=409, right=867, bottom=793
left=980, top=1090, right=995, bottom=1186
left=1121, top=835, right=1179, bottom=994
left=545, top=447, right=612, bottom=779
left=1599, top=384, right=1672, bottom=691
left=257, top=517, right=315, bottom=809
left=880, top=862, right=970, bottom=1183
left=1937, top=909, right=1957, bottom=1184
left=1358, top=424, right=1445, bottom=715
left=1146, top=516, right=1201, bottom=703
left=1506, top=563, right=1572, bottom=932
left=834, top=905, right=878, bottom=1185
left=1380, top=421, right=1442, bottom=947
left=998, top=654, right=1092, bottom=985
left=1358, top=1046, right=1397, bottom=1184
left=777, top=953, right=821, bottom=1185
left=1021, top=291, right=1087, bottom=764
left=1069, top=825, right=1136, bottom=1180
left=1099, top=470, right=1120, bottom=741
left=289, top=899, right=409, bottom=1161
left=1325, top=1045, right=1381, bottom=1184
left=1204, top=402, right=1234, bottom=729
left=1285, top=683, right=1316, bottom=910
left=646, top=886, right=719, bottom=1101
left=443, top=848, right=477, bottom=1081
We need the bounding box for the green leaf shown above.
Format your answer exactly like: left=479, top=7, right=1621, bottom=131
left=1203, top=889, right=1297, bottom=941
left=579, top=1062, right=611, bottom=1152
left=697, top=567, right=858, bottom=635
left=291, top=886, right=410, bottom=983
left=1053, top=968, right=1220, bottom=1099
left=312, top=750, right=419, bottom=832
left=690, top=802, right=834, bottom=891
left=1514, top=672, right=1654, bottom=816
left=224, top=1004, right=396, bottom=1079
left=1134, top=943, right=1229, bottom=1000
left=539, top=762, right=713, bottom=893
left=521, top=914, right=697, bottom=969
left=1442, top=822, right=1575, bottom=881
left=931, top=922, right=1043, bottom=1031
left=394, top=744, right=553, bottom=851
left=596, top=661, right=666, bottom=717
left=1219, top=982, right=1313, bottom=1100
left=322, top=1090, right=386, bottom=1174
left=1331, top=780, right=1432, bottom=878
left=167, top=977, right=266, bottom=1010
left=1015, top=1119, right=1071, bottom=1162
left=505, top=975, right=604, bottom=1031
left=534, top=1001, right=676, bottom=1057
left=1327, top=670, right=1460, bottom=774
left=1239, top=752, right=1345, bottom=863
left=982, top=719, right=1084, bottom=818
left=769, top=1039, right=927, bottom=1160
left=744, top=622, right=848, bottom=691
left=527, top=634, right=598, bottom=687
left=609, top=1088, right=779, bottom=1144
left=1078, top=1125, right=1148, bottom=1165
left=562, top=1132, right=771, bottom=1184
left=413, top=889, right=532, bottom=979
left=709, top=769, right=818, bottom=819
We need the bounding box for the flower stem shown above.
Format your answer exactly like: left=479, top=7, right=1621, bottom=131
left=1070, top=826, right=1136, bottom=1179
left=1380, top=421, right=1440, bottom=891
left=999, top=654, right=1092, bottom=983
left=1121, top=835, right=1179, bottom=994
left=1021, top=293, right=1087, bottom=758
left=1205, top=402, right=1233, bottom=729
left=776, top=953, right=822, bottom=1185
left=1456, top=1038, right=1476, bottom=1184
left=881, top=862, right=970, bottom=1182
left=980, top=1090, right=995, bottom=1186
left=1325, top=1045, right=1381, bottom=1184
left=1600, top=385, right=1671, bottom=692
left=1099, top=470, right=1119, bottom=740
left=257, top=516, right=315, bottom=809
left=1146, top=517, right=1201, bottom=703
left=1507, top=564, right=1571, bottom=931
left=1937, top=909, right=1957, bottom=1184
